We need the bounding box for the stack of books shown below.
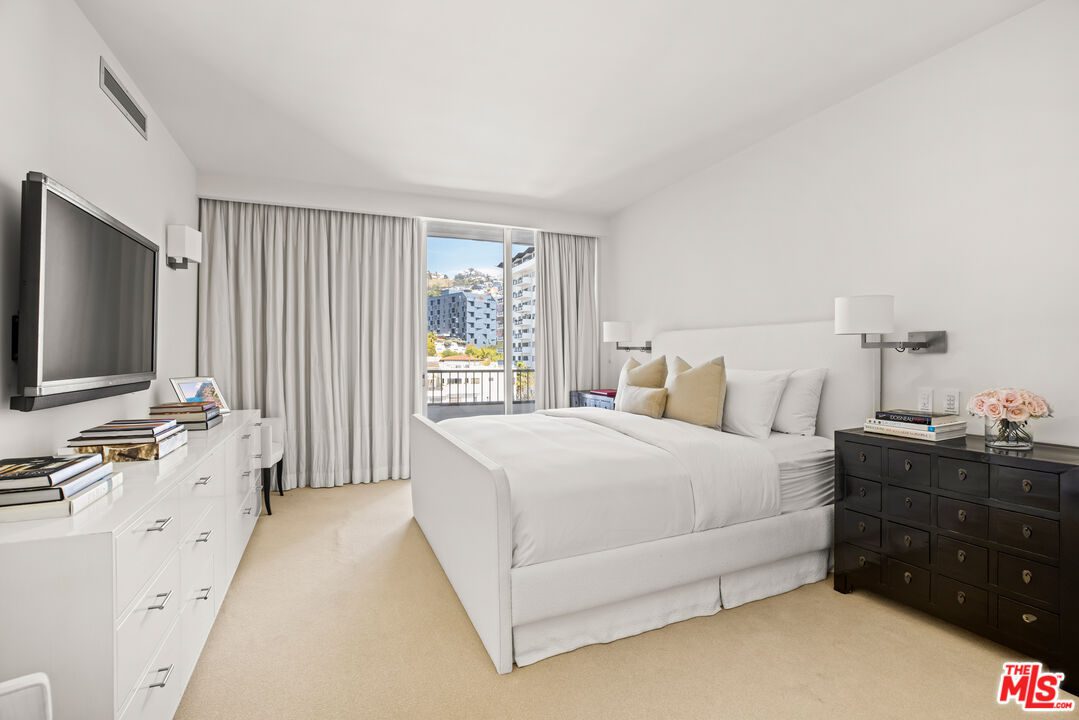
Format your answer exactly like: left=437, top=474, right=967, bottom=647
left=0, top=454, right=122, bottom=522
left=149, top=401, right=222, bottom=431
left=864, top=409, right=968, bottom=441
left=68, top=419, right=189, bottom=461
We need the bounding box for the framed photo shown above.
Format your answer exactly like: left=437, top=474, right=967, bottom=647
left=170, top=376, right=231, bottom=414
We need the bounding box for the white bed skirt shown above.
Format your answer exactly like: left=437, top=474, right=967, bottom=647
left=513, top=550, right=829, bottom=667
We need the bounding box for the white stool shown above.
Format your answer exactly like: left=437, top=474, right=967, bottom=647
left=257, top=418, right=286, bottom=515
left=0, top=672, right=52, bottom=720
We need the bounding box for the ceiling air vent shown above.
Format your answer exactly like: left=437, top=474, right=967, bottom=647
left=99, top=57, right=147, bottom=139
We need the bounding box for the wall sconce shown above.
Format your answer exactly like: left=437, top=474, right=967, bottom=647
left=602, top=321, right=651, bottom=353
left=834, top=295, right=947, bottom=353
left=166, top=225, right=202, bottom=270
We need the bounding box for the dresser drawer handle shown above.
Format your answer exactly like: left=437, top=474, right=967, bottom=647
left=194, top=476, right=212, bottom=486
left=1022, top=613, right=1038, bottom=624
left=242, top=434, right=252, bottom=440
left=1022, top=569, right=1033, bottom=585
left=904, top=496, right=913, bottom=509
left=857, top=521, right=866, bottom=533
left=903, top=571, right=913, bottom=584
left=858, top=555, right=867, bottom=568
left=956, top=591, right=966, bottom=605
left=958, top=468, right=968, bottom=481
left=904, top=459, right=912, bottom=472
left=858, top=487, right=867, bottom=498
left=147, top=517, right=173, bottom=532
left=148, top=664, right=174, bottom=689
left=903, top=534, right=912, bottom=547
left=147, top=590, right=173, bottom=611
left=196, top=530, right=212, bottom=543
left=957, top=509, right=967, bottom=522
left=242, top=471, right=252, bottom=477
left=242, top=507, right=254, bottom=516
left=858, top=451, right=867, bottom=463
left=254, top=453, right=263, bottom=459
left=197, top=586, right=213, bottom=601
left=957, top=549, right=966, bottom=563
left=1022, top=524, right=1032, bottom=539
left=1021, top=478, right=1033, bottom=493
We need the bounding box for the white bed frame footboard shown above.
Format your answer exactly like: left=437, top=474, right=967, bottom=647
left=410, top=414, right=514, bottom=673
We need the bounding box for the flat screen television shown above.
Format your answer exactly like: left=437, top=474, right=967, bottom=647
left=12, top=172, right=158, bottom=411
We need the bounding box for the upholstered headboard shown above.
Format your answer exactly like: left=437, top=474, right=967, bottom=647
left=650, top=321, right=875, bottom=438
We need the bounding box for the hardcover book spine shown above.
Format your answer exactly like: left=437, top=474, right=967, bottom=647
left=875, top=412, right=933, bottom=425
left=863, top=423, right=960, bottom=441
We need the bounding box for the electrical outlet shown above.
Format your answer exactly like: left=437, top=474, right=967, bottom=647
left=917, top=387, right=934, bottom=413
left=942, top=388, right=961, bottom=415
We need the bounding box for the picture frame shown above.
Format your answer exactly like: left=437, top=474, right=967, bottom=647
left=170, top=376, right=231, bottom=414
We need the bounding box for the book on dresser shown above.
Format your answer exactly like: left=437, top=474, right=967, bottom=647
left=68, top=421, right=189, bottom=461
left=149, top=401, right=222, bottom=429
left=0, top=453, right=103, bottom=490
left=0, top=471, right=123, bottom=522
left=833, top=429, right=1079, bottom=695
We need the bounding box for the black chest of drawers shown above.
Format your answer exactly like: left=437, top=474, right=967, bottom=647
left=834, top=429, right=1079, bottom=693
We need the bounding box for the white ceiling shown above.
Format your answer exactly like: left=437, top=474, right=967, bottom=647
left=76, top=0, right=1041, bottom=215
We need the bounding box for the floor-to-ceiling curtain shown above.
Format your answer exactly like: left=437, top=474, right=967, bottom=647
left=534, top=231, right=600, bottom=409
left=198, top=199, right=422, bottom=488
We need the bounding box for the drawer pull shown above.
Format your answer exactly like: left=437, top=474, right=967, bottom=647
left=904, top=496, right=913, bottom=509
left=254, top=453, right=263, bottom=459
left=858, top=487, right=867, bottom=498
left=1022, top=524, right=1033, bottom=539
left=958, top=468, right=968, bottom=481
left=147, top=517, right=173, bottom=533
left=858, top=555, right=867, bottom=568
left=1022, top=478, right=1033, bottom=493
left=957, top=549, right=966, bottom=563
left=242, top=434, right=252, bottom=440
left=196, top=530, right=212, bottom=543
left=903, top=571, right=913, bottom=584
left=903, top=535, right=912, bottom=548
left=242, top=471, right=252, bottom=478
left=904, top=459, right=912, bottom=472
left=148, top=664, right=174, bottom=689
left=857, top=521, right=866, bottom=533
left=242, top=507, right=254, bottom=516
left=957, top=509, right=967, bottom=522
left=197, top=586, right=212, bottom=601
left=147, top=590, right=173, bottom=611
left=956, top=591, right=966, bottom=605
left=858, top=451, right=867, bottom=463
left=1022, top=569, right=1033, bottom=585
left=1022, top=613, right=1038, bottom=624
left=194, top=476, right=212, bottom=486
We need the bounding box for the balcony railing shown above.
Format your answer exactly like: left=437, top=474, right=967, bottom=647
left=426, top=368, right=535, bottom=406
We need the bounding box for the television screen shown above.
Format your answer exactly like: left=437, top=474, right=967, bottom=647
left=41, top=191, right=156, bottom=382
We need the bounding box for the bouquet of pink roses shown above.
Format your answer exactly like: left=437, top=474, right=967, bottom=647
left=968, top=388, right=1050, bottom=450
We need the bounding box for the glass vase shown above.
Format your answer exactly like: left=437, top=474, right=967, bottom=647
left=984, top=416, right=1034, bottom=451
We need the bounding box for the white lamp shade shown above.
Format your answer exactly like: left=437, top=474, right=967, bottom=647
left=602, top=321, right=631, bottom=343
left=834, top=295, right=895, bottom=335
left=166, top=225, right=202, bottom=264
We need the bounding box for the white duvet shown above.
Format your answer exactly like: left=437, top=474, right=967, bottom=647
left=438, top=407, right=780, bottom=567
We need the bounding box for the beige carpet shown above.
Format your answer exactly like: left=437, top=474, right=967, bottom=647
left=176, top=482, right=1072, bottom=719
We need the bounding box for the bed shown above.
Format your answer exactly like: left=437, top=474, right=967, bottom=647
left=410, top=320, right=874, bottom=673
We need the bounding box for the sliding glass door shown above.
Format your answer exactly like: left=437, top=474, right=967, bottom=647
left=424, top=221, right=537, bottom=420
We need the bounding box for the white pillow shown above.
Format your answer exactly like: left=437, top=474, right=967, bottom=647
left=721, top=369, right=793, bottom=439
left=773, top=368, right=828, bottom=436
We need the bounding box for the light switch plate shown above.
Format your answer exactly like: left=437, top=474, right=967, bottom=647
left=942, top=388, right=961, bottom=415
left=917, top=387, right=934, bottom=413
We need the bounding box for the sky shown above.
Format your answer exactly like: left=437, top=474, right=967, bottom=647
left=427, top=236, right=502, bottom=277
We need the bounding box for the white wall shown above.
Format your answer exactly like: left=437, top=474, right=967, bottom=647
left=198, top=173, right=609, bottom=239
left=602, top=0, right=1079, bottom=444
left=0, top=0, right=198, bottom=456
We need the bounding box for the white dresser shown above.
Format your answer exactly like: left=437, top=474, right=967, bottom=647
left=0, top=410, right=263, bottom=720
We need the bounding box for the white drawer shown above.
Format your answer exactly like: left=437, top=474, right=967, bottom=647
left=119, top=616, right=185, bottom=720
left=178, top=448, right=225, bottom=539
left=180, top=554, right=216, bottom=678
left=180, top=505, right=222, bottom=603
left=116, top=487, right=181, bottom=613
left=116, top=551, right=181, bottom=711
left=228, top=487, right=259, bottom=578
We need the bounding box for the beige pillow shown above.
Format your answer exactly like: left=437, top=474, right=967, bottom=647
left=664, top=355, right=727, bottom=428
left=617, top=385, right=668, bottom=419
left=615, top=356, right=667, bottom=410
